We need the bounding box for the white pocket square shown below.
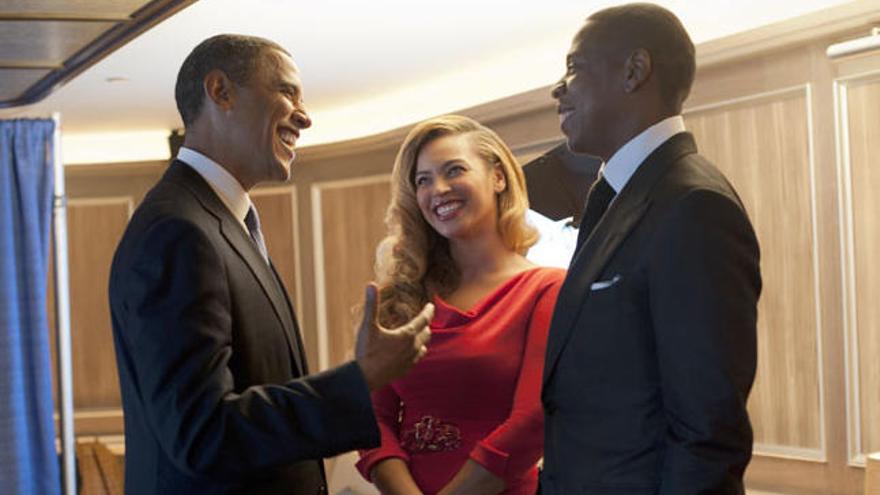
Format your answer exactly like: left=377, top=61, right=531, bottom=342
left=590, top=274, right=622, bottom=291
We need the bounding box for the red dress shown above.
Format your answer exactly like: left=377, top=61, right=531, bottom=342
left=357, top=267, right=565, bottom=494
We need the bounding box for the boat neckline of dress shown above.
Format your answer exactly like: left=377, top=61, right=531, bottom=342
left=432, top=266, right=545, bottom=318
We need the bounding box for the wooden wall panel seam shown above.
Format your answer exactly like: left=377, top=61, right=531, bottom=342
left=752, top=443, right=825, bottom=463
left=684, top=83, right=810, bottom=114
left=313, top=174, right=393, bottom=191
left=310, top=184, right=329, bottom=371
left=67, top=195, right=133, bottom=213
left=291, top=187, right=303, bottom=322
left=833, top=66, right=880, bottom=85
left=53, top=408, right=123, bottom=420
left=804, top=82, right=828, bottom=463
left=832, top=77, right=861, bottom=468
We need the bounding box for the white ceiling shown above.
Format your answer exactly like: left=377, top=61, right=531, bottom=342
left=0, top=0, right=858, bottom=164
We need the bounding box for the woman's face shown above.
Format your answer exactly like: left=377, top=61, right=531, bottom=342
left=413, top=133, right=505, bottom=242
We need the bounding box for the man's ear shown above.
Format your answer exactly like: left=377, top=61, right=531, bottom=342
left=623, top=48, right=652, bottom=93
left=203, top=69, right=236, bottom=111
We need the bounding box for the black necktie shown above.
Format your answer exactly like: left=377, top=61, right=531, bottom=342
left=575, top=175, right=615, bottom=248
left=244, top=205, right=269, bottom=262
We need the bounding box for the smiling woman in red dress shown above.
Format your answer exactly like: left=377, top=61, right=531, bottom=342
left=356, top=115, right=565, bottom=495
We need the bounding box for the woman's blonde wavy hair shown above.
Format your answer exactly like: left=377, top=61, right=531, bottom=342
left=375, top=115, right=538, bottom=328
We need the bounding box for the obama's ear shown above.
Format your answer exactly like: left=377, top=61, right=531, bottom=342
left=203, top=69, right=237, bottom=111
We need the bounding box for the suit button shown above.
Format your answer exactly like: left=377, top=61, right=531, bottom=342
left=319, top=485, right=327, bottom=494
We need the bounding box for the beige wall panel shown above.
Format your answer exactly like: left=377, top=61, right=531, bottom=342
left=685, top=89, right=822, bottom=452
left=314, top=178, right=391, bottom=369
left=292, top=147, right=399, bottom=369
left=251, top=189, right=299, bottom=310
left=47, top=200, right=126, bottom=411
left=843, top=76, right=880, bottom=457
left=47, top=200, right=130, bottom=412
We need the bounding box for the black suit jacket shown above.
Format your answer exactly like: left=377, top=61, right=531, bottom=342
left=540, top=133, right=761, bottom=494
left=109, top=161, right=379, bottom=494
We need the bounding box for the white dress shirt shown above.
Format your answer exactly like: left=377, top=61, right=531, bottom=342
left=177, top=147, right=252, bottom=234
left=525, top=209, right=578, bottom=268
left=602, top=115, right=687, bottom=195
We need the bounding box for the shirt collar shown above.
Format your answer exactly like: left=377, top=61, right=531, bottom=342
left=177, top=147, right=251, bottom=229
left=602, top=115, right=686, bottom=194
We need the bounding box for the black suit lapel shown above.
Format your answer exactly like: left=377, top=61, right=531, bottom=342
left=268, top=260, right=308, bottom=374
left=542, top=133, right=698, bottom=388
left=166, top=162, right=304, bottom=373
left=217, top=219, right=306, bottom=375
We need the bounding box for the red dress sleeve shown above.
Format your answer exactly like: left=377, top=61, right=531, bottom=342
left=356, top=384, right=410, bottom=481
left=469, top=273, right=563, bottom=482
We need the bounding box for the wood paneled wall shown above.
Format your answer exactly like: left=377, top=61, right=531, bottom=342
left=310, top=176, right=392, bottom=370
left=49, top=5, right=880, bottom=494
left=682, top=15, right=880, bottom=494
left=47, top=198, right=132, bottom=434
left=685, top=88, right=823, bottom=456
left=65, top=199, right=131, bottom=409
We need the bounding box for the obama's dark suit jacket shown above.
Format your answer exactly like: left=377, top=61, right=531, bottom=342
left=109, top=161, right=379, bottom=494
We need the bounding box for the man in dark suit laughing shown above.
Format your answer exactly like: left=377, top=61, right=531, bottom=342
left=541, top=4, right=762, bottom=494
left=109, top=34, right=432, bottom=495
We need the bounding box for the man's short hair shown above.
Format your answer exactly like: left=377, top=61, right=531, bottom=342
left=588, top=3, right=696, bottom=109
left=175, top=34, right=288, bottom=126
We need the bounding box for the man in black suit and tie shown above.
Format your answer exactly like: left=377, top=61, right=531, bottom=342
left=540, top=4, right=762, bottom=494
left=109, top=34, right=433, bottom=495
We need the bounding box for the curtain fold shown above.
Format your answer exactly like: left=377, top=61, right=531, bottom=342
left=0, top=119, right=61, bottom=495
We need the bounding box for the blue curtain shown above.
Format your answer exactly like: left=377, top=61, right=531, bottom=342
left=0, top=119, right=61, bottom=495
